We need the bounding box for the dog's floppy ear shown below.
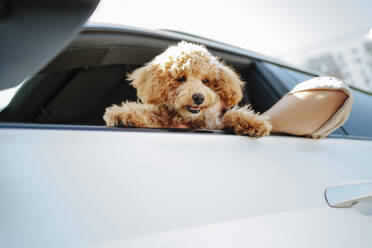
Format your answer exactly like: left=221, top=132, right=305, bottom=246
left=127, top=62, right=168, bottom=104
left=218, top=65, right=245, bottom=107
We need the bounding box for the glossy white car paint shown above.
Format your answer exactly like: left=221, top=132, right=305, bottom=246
left=1, top=128, right=372, bottom=248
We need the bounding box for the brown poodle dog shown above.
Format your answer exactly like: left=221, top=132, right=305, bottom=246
left=103, top=41, right=271, bottom=137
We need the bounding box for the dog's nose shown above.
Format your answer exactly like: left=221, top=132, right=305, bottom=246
left=192, top=94, right=205, bottom=105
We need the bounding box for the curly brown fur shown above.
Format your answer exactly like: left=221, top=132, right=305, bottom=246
left=103, top=41, right=271, bottom=137
left=222, top=106, right=271, bottom=137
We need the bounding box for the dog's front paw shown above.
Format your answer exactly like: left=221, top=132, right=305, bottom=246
left=222, top=107, right=272, bottom=137
left=103, top=105, right=130, bottom=127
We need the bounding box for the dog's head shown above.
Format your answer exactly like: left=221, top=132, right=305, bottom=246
left=128, top=41, right=244, bottom=119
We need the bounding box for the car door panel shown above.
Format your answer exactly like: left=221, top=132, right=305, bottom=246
left=1, top=127, right=372, bottom=247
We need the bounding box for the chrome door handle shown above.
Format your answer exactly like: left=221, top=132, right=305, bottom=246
left=325, top=182, right=372, bottom=208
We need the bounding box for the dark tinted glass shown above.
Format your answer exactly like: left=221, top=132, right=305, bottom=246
left=283, top=68, right=314, bottom=85
left=263, top=62, right=313, bottom=90
left=342, top=88, right=372, bottom=137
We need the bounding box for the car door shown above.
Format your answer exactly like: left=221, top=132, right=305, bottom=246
left=2, top=124, right=372, bottom=248
left=1, top=2, right=372, bottom=248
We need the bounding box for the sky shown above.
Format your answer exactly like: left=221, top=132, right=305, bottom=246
left=89, top=0, right=372, bottom=58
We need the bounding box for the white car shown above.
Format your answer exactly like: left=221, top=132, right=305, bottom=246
left=1, top=1, right=372, bottom=248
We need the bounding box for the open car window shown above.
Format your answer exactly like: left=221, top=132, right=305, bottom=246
left=0, top=28, right=270, bottom=125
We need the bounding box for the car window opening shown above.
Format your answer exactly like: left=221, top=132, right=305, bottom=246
left=0, top=27, right=320, bottom=137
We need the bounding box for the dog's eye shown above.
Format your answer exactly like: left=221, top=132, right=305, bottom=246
left=176, top=76, right=186, bottom=82
left=202, top=79, right=209, bottom=84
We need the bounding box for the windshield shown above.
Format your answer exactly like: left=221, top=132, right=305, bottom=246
left=89, top=0, right=372, bottom=93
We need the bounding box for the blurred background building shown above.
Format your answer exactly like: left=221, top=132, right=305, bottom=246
left=280, top=28, right=372, bottom=92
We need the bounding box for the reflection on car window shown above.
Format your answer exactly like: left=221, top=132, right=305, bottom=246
left=0, top=80, right=25, bottom=111
left=263, top=62, right=314, bottom=90
left=282, top=67, right=314, bottom=84
left=342, top=88, right=372, bottom=138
